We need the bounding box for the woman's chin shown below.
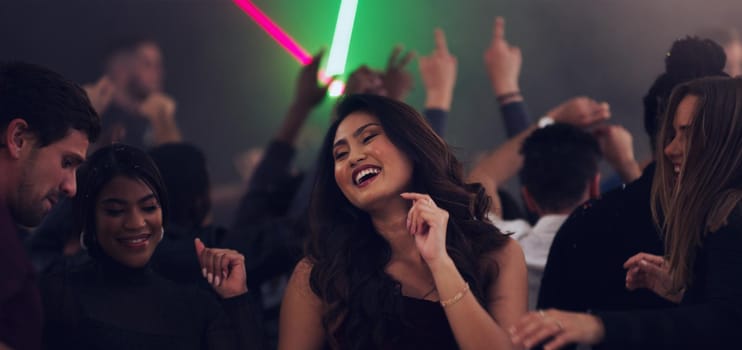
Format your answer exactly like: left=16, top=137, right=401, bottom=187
left=352, top=193, right=407, bottom=214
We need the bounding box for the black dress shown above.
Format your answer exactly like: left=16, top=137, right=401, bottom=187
left=595, top=204, right=742, bottom=349
left=386, top=297, right=458, bottom=349
left=40, top=254, right=262, bottom=350
left=332, top=296, right=459, bottom=350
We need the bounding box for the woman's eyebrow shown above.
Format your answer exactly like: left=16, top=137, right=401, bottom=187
left=333, top=123, right=380, bottom=148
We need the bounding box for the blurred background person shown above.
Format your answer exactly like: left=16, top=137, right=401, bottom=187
left=86, top=37, right=181, bottom=149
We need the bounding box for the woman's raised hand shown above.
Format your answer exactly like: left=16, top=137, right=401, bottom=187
left=195, top=238, right=248, bottom=299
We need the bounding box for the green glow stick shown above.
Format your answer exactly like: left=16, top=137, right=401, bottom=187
left=326, top=0, right=359, bottom=97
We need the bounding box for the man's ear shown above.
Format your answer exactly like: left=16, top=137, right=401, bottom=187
left=521, top=186, right=542, bottom=216
left=4, top=118, right=32, bottom=159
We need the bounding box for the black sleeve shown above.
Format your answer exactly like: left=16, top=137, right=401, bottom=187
left=423, top=108, right=448, bottom=137
left=27, top=197, right=79, bottom=272
left=538, top=201, right=671, bottom=313
left=231, top=141, right=299, bottom=230
left=596, top=213, right=742, bottom=349
left=500, top=100, right=533, bottom=183
left=536, top=206, right=589, bottom=312
left=499, top=101, right=532, bottom=138
left=205, top=293, right=264, bottom=349
left=40, top=263, right=81, bottom=349
left=245, top=141, right=296, bottom=192
left=225, top=141, right=306, bottom=288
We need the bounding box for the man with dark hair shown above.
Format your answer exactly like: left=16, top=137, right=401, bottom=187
left=520, top=124, right=601, bottom=216
left=488, top=124, right=602, bottom=309
left=0, top=62, right=100, bottom=350
left=538, top=37, right=729, bottom=318
left=85, top=37, right=181, bottom=148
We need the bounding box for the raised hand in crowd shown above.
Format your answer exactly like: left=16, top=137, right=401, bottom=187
left=419, top=29, right=458, bottom=111
left=277, top=50, right=333, bottom=145
left=345, top=65, right=387, bottom=96
left=138, top=91, right=182, bottom=144
left=345, top=46, right=415, bottom=101
left=293, top=50, right=333, bottom=110
left=382, top=45, right=416, bottom=101
left=546, top=96, right=610, bottom=128
left=83, top=75, right=116, bottom=115
left=139, top=91, right=176, bottom=119
left=593, top=124, right=642, bottom=183
left=484, top=16, right=522, bottom=104
left=468, top=95, right=610, bottom=218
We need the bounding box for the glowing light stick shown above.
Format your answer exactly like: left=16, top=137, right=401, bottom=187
left=233, top=0, right=360, bottom=94
left=324, top=0, right=359, bottom=96
left=325, top=0, right=358, bottom=76
left=232, top=0, right=312, bottom=65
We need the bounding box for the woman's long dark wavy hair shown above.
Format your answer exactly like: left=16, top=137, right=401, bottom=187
left=307, top=94, right=510, bottom=349
left=77, top=144, right=169, bottom=260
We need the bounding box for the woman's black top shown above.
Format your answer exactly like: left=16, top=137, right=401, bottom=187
left=332, top=295, right=459, bottom=350
left=596, top=204, right=742, bottom=349
left=386, top=296, right=458, bottom=349
left=41, top=254, right=262, bottom=349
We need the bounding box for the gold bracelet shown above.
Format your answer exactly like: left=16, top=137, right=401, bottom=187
left=440, top=283, right=470, bottom=308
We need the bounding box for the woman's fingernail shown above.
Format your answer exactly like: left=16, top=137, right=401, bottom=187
left=215, top=276, right=221, bottom=286
left=207, top=273, right=213, bottom=284
left=202, top=268, right=207, bottom=278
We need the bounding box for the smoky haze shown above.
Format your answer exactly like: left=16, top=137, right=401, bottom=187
left=1, top=0, right=739, bottom=220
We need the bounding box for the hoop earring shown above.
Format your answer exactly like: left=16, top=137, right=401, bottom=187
left=160, top=227, right=165, bottom=240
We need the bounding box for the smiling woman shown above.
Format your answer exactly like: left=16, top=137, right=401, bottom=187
left=76, top=145, right=169, bottom=265
left=331, top=111, right=414, bottom=211
left=91, top=176, right=164, bottom=267
left=40, top=144, right=261, bottom=350
left=278, top=94, right=527, bottom=350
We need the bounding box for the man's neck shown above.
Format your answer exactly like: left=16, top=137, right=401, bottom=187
left=540, top=208, right=575, bottom=216
left=0, top=160, right=17, bottom=212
